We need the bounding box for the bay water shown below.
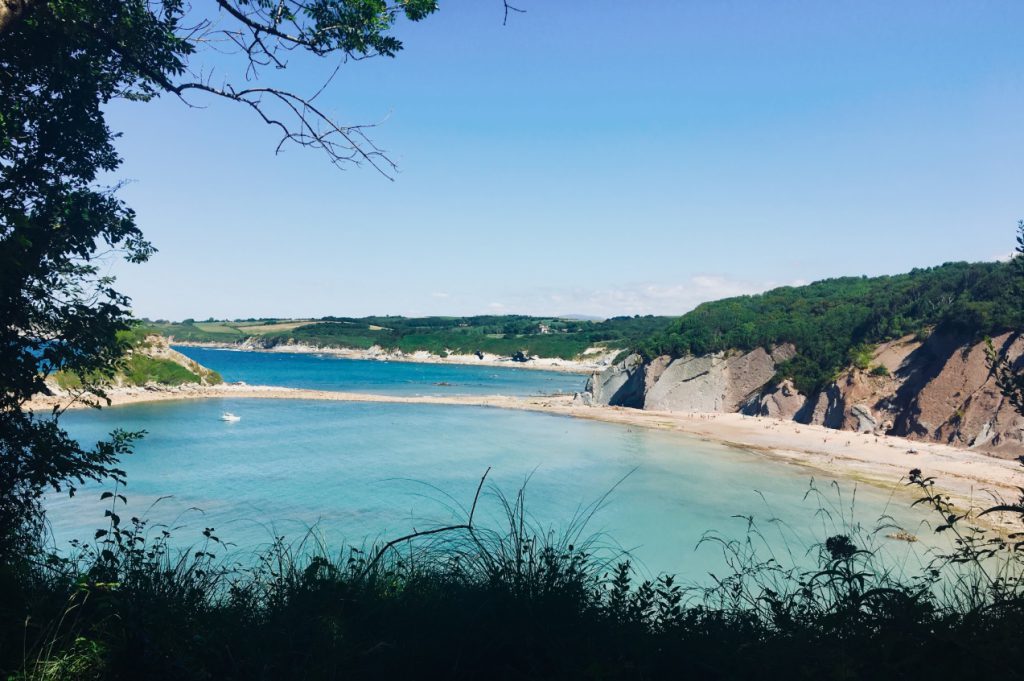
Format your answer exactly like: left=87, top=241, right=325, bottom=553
left=45, top=348, right=939, bottom=581
left=173, top=346, right=584, bottom=396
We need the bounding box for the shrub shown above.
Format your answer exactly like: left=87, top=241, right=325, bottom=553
left=52, top=371, right=84, bottom=390
left=847, top=343, right=874, bottom=371
left=4, top=474, right=1022, bottom=680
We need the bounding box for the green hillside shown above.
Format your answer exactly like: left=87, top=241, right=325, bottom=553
left=53, top=332, right=223, bottom=389
left=142, top=315, right=673, bottom=361
left=638, top=261, right=1023, bottom=393
left=142, top=260, right=1021, bottom=386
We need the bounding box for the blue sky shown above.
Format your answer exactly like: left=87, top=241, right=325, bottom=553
left=103, top=0, right=1024, bottom=320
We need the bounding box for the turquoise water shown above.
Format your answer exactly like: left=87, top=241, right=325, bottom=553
left=174, top=346, right=585, bottom=396
left=46, top=354, right=939, bottom=580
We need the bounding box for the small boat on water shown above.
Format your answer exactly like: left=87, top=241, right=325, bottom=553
left=220, top=412, right=241, bottom=422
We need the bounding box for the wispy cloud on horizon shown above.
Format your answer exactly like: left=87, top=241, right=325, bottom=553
left=496, top=274, right=803, bottom=319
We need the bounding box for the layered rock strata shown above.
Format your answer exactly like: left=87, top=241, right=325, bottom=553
left=584, top=332, right=1024, bottom=457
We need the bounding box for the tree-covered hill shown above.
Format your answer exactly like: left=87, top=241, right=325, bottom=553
left=638, top=261, right=1023, bottom=393
left=144, top=261, right=1022, bottom=380
left=142, top=315, right=674, bottom=361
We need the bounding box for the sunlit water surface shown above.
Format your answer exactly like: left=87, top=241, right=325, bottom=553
left=173, top=345, right=586, bottom=396
left=45, top=352, right=941, bottom=581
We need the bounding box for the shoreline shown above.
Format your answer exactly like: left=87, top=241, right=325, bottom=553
left=28, top=383, right=1024, bottom=526
left=171, top=340, right=613, bottom=375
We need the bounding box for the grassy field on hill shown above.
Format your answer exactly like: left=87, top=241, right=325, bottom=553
left=142, top=315, right=673, bottom=360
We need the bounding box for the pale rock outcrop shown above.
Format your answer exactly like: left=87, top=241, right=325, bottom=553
left=642, top=354, right=723, bottom=412
left=240, top=336, right=275, bottom=350
left=643, top=355, right=672, bottom=394
left=849, top=404, right=879, bottom=433
left=643, top=344, right=794, bottom=413
left=585, top=353, right=646, bottom=408
left=572, top=391, right=594, bottom=407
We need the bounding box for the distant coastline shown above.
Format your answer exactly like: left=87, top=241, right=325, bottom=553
left=170, top=340, right=615, bottom=375
left=26, top=382, right=1024, bottom=526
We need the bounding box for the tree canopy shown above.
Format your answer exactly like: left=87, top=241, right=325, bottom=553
left=0, top=0, right=440, bottom=559
left=638, top=259, right=1024, bottom=394
left=988, top=221, right=1024, bottom=415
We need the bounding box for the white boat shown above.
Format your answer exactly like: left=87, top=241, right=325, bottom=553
left=220, top=412, right=241, bottom=422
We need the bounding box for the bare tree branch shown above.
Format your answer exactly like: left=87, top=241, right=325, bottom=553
left=171, top=80, right=398, bottom=177
left=503, top=0, right=525, bottom=26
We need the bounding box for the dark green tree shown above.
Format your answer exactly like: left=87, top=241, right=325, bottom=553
left=0, top=0, right=439, bottom=561
left=987, top=220, right=1024, bottom=415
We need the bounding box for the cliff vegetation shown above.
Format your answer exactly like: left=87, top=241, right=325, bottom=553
left=52, top=333, right=222, bottom=391
left=638, top=261, right=1022, bottom=394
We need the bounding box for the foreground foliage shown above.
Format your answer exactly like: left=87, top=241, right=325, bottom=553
left=2, top=476, right=1023, bottom=681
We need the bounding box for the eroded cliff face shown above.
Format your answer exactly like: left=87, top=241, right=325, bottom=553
left=585, top=332, right=1024, bottom=457
left=584, top=353, right=646, bottom=407
left=643, top=344, right=796, bottom=412
left=585, top=344, right=794, bottom=411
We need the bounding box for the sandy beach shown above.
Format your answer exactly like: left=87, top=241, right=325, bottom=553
left=27, top=383, right=1024, bottom=526
left=172, top=341, right=614, bottom=374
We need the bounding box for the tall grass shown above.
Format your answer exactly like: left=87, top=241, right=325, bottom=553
left=3, top=471, right=1023, bottom=680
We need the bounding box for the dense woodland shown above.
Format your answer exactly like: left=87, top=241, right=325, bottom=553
left=639, top=261, right=1024, bottom=393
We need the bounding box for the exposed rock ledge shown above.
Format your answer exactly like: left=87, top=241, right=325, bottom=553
left=582, top=332, right=1024, bottom=458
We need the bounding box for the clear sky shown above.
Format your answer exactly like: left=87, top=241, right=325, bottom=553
left=102, top=0, right=1024, bottom=321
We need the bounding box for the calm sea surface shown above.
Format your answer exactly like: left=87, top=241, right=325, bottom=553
left=172, top=346, right=585, bottom=396
left=46, top=350, right=939, bottom=580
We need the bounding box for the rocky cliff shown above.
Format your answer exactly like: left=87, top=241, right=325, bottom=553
left=583, top=332, right=1024, bottom=458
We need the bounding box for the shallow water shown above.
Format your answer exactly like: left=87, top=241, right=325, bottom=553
left=174, top=345, right=585, bottom=396
left=45, top=351, right=942, bottom=580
